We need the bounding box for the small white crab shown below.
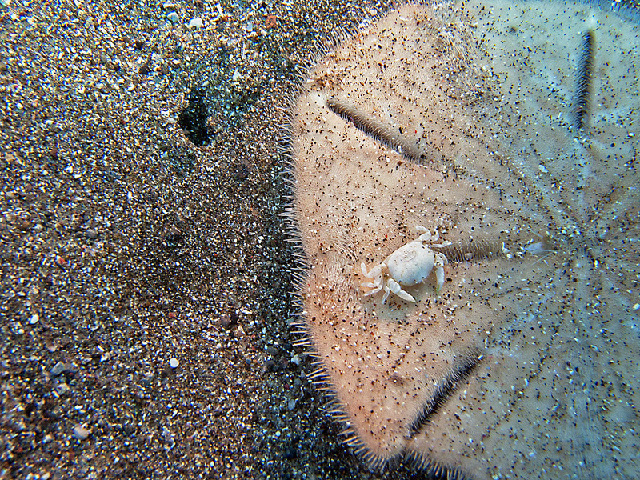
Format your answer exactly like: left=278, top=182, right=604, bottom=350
left=361, top=226, right=450, bottom=304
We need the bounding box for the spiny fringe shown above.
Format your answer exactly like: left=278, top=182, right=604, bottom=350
left=408, top=350, right=480, bottom=437
left=405, top=450, right=471, bottom=480
left=437, top=239, right=504, bottom=263
left=573, top=28, right=595, bottom=131
left=326, top=96, right=427, bottom=163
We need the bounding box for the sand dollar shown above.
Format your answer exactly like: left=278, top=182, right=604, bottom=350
left=291, top=1, right=639, bottom=477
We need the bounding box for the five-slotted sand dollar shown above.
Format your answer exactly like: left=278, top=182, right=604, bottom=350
left=291, top=0, right=639, bottom=477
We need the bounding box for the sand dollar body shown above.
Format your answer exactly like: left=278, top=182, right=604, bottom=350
left=291, top=1, right=639, bottom=478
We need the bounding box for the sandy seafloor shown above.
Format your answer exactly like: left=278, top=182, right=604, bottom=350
left=0, top=0, right=638, bottom=479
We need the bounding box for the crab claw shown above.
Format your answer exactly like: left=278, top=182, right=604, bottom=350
left=387, top=279, right=416, bottom=303
left=435, top=266, right=445, bottom=294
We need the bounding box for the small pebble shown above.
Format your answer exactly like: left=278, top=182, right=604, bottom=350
left=51, top=361, right=75, bottom=376
left=167, top=12, right=179, bottom=23
left=55, top=382, right=70, bottom=394
left=51, top=361, right=66, bottom=375
left=29, top=313, right=39, bottom=324
left=73, top=424, right=91, bottom=440
left=169, top=357, right=179, bottom=368
left=188, top=17, right=203, bottom=28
